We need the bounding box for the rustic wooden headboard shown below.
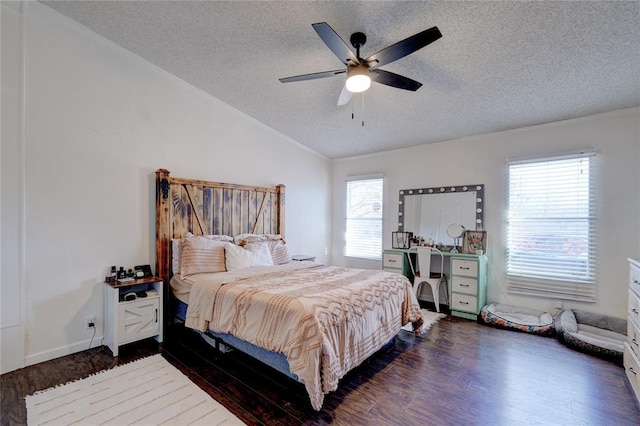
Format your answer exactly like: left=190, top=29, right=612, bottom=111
left=154, top=169, right=285, bottom=282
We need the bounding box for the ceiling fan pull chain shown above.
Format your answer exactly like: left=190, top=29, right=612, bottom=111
left=361, top=93, right=365, bottom=127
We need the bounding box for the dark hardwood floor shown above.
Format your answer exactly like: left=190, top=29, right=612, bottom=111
left=2, top=316, right=639, bottom=425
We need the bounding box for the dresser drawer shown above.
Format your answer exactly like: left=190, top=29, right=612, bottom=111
left=452, top=259, right=478, bottom=277
left=624, top=344, right=640, bottom=402
left=451, top=293, right=477, bottom=313
left=629, top=290, right=640, bottom=327
left=628, top=319, right=640, bottom=360
left=383, top=253, right=404, bottom=269
left=451, top=276, right=478, bottom=295
left=631, top=261, right=640, bottom=297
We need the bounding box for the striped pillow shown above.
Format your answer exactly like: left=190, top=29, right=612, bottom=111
left=180, top=237, right=226, bottom=278
left=268, top=239, right=291, bottom=265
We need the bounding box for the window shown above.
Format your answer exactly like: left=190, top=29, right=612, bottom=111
left=506, top=152, right=596, bottom=302
left=344, top=176, right=384, bottom=260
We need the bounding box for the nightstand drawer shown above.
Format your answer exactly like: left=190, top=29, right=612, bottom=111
left=451, top=293, right=478, bottom=313
left=451, top=259, right=478, bottom=277
left=451, top=276, right=478, bottom=295
left=383, top=253, right=404, bottom=269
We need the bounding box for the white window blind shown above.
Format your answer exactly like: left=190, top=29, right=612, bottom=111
left=344, top=177, right=384, bottom=260
left=506, top=152, right=597, bottom=302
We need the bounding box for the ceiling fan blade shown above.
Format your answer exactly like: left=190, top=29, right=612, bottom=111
left=312, top=22, right=360, bottom=65
left=337, top=85, right=353, bottom=106
left=279, top=69, right=346, bottom=83
left=370, top=69, right=423, bottom=91
left=365, top=26, right=442, bottom=70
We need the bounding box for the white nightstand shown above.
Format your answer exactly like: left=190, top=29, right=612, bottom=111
left=292, top=254, right=316, bottom=262
left=104, top=276, right=163, bottom=356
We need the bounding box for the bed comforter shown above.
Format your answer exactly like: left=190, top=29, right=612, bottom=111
left=184, top=262, right=423, bottom=410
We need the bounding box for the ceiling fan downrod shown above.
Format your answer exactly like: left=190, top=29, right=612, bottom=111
left=350, top=32, right=367, bottom=59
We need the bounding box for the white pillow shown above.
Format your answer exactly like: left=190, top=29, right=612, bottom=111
left=224, top=242, right=273, bottom=271
left=186, top=232, right=233, bottom=242
left=244, top=242, right=275, bottom=266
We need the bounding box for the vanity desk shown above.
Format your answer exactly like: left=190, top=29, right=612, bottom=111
left=391, top=183, right=487, bottom=320
left=383, top=248, right=487, bottom=319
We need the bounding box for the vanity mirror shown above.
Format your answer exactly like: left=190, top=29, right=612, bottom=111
left=398, top=185, right=484, bottom=247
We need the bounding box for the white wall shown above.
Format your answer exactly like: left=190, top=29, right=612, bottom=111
left=0, top=2, right=331, bottom=370
left=332, top=108, right=640, bottom=318
left=1, top=1, right=26, bottom=374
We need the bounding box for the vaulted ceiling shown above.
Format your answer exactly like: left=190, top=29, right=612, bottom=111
left=41, top=1, right=640, bottom=159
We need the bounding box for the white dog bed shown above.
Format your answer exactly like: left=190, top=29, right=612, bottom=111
left=481, top=303, right=555, bottom=336
left=554, top=309, right=626, bottom=361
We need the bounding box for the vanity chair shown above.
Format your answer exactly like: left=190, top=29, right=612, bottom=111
left=407, top=246, right=447, bottom=312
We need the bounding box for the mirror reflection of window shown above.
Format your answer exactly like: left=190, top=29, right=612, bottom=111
left=403, top=191, right=478, bottom=245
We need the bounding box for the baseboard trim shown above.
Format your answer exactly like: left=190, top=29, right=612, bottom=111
left=25, top=335, right=104, bottom=367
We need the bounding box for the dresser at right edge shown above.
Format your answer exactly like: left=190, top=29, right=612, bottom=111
left=625, top=257, right=640, bottom=404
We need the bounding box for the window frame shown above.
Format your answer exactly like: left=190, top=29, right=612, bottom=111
left=506, top=151, right=597, bottom=302
left=344, top=175, right=384, bottom=261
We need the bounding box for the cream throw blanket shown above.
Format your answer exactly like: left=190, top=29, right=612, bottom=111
left=184, top=263, right=423, bottom=410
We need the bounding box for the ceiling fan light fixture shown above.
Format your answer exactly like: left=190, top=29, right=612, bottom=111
left=345, top=66, right=371, bottom=93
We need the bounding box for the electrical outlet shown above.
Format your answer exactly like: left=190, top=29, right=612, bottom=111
left=85, top=315, right=96, bottom=329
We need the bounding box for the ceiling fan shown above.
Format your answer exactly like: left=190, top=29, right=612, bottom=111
left=279, top=22, right=442, bottom=106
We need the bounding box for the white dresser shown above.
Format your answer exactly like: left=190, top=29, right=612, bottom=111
left=624, top=258, right=640, bottom=404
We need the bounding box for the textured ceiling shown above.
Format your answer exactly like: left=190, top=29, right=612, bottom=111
left=40, top=1, right=640, bottom=159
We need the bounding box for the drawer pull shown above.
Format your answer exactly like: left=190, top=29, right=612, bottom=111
left=630, top=367, right=637, bottom=376
left=388, top=259, right=396, bottom=263
left=633, top=338, right=639, bottom=347
left=460, top=301, right=469, bottom=305
left=634, top=279, right=640, bottom=285
left=155, top=308, right=158, bottom=323
left=459, top=266, right=470, bottom=270
left=632, top=308, right=639, bottom=315
left=460, top=283, right=470, bottom=287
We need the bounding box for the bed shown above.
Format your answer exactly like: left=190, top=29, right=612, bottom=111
left=154, top=169, right=424, bottom=410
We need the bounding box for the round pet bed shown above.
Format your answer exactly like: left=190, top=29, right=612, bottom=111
left=481, top=303, right=555, bottom=336
left=554, top=309, right=626, bottom=361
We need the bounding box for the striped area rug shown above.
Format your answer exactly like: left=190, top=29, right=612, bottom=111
left=26, top=354, right=245, bottom=425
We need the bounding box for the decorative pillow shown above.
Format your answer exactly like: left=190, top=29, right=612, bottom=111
left=174, top=234, right=232, bottom=275
left=180, top=237, right=226, bottom=278
left=234, top=234, right=291, bottom=265
left=225, top=242, right=273, bottom=271
left=244, top=242, right=274, bottom=266
left=267, top=239, right=292, bottom=265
